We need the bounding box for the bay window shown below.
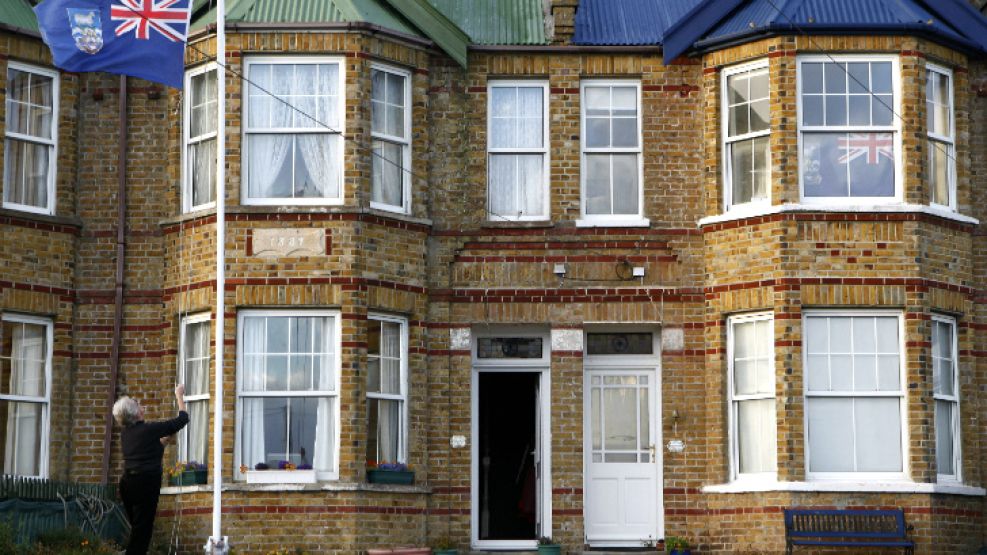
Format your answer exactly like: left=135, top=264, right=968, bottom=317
left=3, top=63, right=58, bottom=215
left=723, top=61, right=770, bottom=209
left=728, top=313, right=776, bottom=480
left=243, top=58, right=344, bottom=205
left=580, top=80, right=643, bottom=224
left=237, top=311, right=339, bottom=479
left=371, top=65, right=411, bottom=213
left=487, top=81, right=549, bottom=220
left=804, top=312, right=905, bottom=479
left=926, top=64, right=955, bottom=209
left=799, top=56, right=900, bottom=203
left=0, top=314, right=51, bottom=478
left=366, top=315, right=407, bottom=465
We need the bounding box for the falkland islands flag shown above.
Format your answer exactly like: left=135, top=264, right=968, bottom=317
left=34, top=0, right=192, bottom=89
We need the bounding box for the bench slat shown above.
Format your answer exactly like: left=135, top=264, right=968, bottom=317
left=784, top=508, right=913, bottom=551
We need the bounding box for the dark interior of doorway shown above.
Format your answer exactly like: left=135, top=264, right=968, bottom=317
left=479, top=372, right=538, bottom=541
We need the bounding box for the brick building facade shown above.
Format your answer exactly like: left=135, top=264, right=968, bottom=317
left=3, top=0, right=987, bottom=552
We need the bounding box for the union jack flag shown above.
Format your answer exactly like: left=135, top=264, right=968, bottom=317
left=111, top=0, right=190, bottom=42
left=838, top=133, right=893, bottom=165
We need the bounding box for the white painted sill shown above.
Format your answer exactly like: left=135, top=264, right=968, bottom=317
left=243, top=469, right=316, bottom=484
left=160, top=481, right=430, bottom=495
left=702, top=480, right=986, bottom=496
left=698, top=203, right=979, bottom=227
left=575, top=217, right=651, bottom=228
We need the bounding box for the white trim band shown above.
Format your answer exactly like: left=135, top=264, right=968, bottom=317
left=698, top=203, right=979, bottom=227
left=703, top=480, right=986, bottom=496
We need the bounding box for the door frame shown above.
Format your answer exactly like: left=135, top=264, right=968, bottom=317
left=471, top=328, right=552, bottom=551
left=582, top=326, right=663, bottom=547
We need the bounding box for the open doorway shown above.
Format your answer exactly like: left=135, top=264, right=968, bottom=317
left=478, top=372, right=539, bottom=541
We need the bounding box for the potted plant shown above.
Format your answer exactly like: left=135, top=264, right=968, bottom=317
left=366, top=461, right=415, bottom=485
left=664, top=536, right=691, bottom=555
left=537, top=536, right=560, bottom=555
left=168, top=461, right=207, bottom=486
left=432, top=537, right=457, bottom=555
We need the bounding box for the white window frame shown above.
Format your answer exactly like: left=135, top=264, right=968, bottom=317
left=178, top=312, right=210, bottom=463
left=727, top=312, right=776, bottom=483
left=3, top=62, right=59, bottom=216
left=182, top=63, right=218, bottom=213
left=796, top=55, right=902, bottom=205
left=926, top=63, right=955, bottom=211
left=370, top=63, right=412, bottom=214
left=932, top=314, right=960, bottom=483
left=722, top=60, right=770, bottom=211
left=366, top=313, right=409, bottom=465
left=802, top=310, right=907, bottom=481
left=578, top=79, right=647, bottom=227
left=234, top=309, right=342, bottom=481
left=0, top=313, right=53, bottom=478
left=241, top=56, right=345, bottom=206
left=486, top=80, right=550, bottom=221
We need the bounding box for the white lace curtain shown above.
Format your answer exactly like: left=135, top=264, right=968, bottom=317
left=488, top=86, right=544, bottom=218
left=3, top=322, right=45, bottom=476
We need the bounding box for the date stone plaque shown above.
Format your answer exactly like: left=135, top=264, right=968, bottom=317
left=253, top=228, right=326, bottom=258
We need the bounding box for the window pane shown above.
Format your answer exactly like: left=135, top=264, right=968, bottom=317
left=848, top=96, right=870, bottom=126
left=189, top=138, right=216, bottom=207
left=184, top=321, right=210, bottom=397
left=372, top=140, right=404, bottom=207
left=611, top=118, right=638, bottom=148
left=807, top=397, right=853, bottom=472
left=935, top=400, right=954, bottom=476
left=824, top=63, right=847, bottom=94
left=929, top=140, right=950, bottom=206
left=737, top=399, right=776, bottom=474
left=477, top=337, right=543, bottom=359
left=1, top=321, right=47, bottom=397
left=603, top=388, right=636, bottom=451
left=727, top=73, right=748, bottom=104
left=824, top=96, right=847, bottom=126
left=1, top=401, right=42, bottom=476
left=591, top=388, right=601, bottom=450
left=854, top=398, right=901, bottom=472
left=612, top=154, right=639, bottom=215
left=806, top=355, right=829, bottom=391
left=585, top=118, right=609, bottom=148
left=750, top=99, right=769, bottom=132
left=3, top=139, right=50, bottom=209
left=185, top=400, right=209, bottom=464
left=802, top=133, right=848, bottom=197
left=847, top=63, right=869, bottom=94
left=729, top=104, right=749, bottom=137
left=488, top=154, right=517, bottom=216
left=367, top=398, right=401, bottom=464
left=871, top=62, right=892, bottom=93
left=802, top=95, right=824, bottom=126
left=584, top=87, right=609, bottom=116
left=612, top=87, right=636, bottom=117
left=802, top=63, right=823, bottom=94
left=585, top=154, right=611, bottom=215
left=730, top=140, right=753, bottom=204
left=872, top=95, right=893, bottom=126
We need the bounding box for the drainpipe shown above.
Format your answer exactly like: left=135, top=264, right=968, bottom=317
left=100, top=75, right=128, bottom=486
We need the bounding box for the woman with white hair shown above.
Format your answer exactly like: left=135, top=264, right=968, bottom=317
left=113, top=384, right=188, bottom=555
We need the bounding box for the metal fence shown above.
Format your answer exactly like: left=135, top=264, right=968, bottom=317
left=0, top=475, right=129, bottom=546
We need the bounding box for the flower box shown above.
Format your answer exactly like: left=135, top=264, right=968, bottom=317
left=168, top=469, right=207, bottom=486
left=366, top=469, right=415, bottom=485
left=244, top=469, right=317, bottom=484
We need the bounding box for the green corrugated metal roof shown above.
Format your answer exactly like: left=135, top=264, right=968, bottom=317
left=382, top=0, right=470, bottom=66
left=425, top=0, right=547, bottom=45
left=0, top=0, right=39, bottom=34
left=191, top=0, right=421, bottom=37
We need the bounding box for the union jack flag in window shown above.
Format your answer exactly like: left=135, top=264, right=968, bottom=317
left=803, top=132, right=895, bottom=198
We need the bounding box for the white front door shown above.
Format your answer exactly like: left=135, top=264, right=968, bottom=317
left=584, top=370, right=660, bottom=546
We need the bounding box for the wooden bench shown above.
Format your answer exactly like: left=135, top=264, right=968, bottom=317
left=784, top=509, right=914, bottom=554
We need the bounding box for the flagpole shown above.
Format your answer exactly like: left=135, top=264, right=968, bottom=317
left=208, top=0, right=228, bottom=551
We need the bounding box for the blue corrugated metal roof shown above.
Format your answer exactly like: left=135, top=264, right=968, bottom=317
left=572, top=0, right=987, bottom=62
left=703, top=0, right=969, bottom=49
left=661, top=0, right=987, bottom=61
left=573, top=0, right=702, bottom=45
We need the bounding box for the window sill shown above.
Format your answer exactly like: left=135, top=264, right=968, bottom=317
left=702, top=480, right=986, bottom=496
left=0, top=206, right=83, bottom=229
left=160, top=481, right=431, bottom=495
left=482, top=220, right=554, bottom=229
left=698, top=203, right=979, bottom=228
left=575, top=218, right=650, bottom=228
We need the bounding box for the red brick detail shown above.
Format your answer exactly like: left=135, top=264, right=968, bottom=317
left=433, top=227, right=697, bottom=237
left=552, top=509, right=582, bottom=515
left=462, top=240, right=670, bottom=251
left=900, top=50, right=926, bottom=58
left=701, top=211, right=974, bottom=233
left=662, top=349, right=706, bottom=357
left=767, top=50, right=797, bottom=58
left=549, top=87, right=579, bottom=95
left=552, top=487, right=583, bottom=495
left=325, top=231, right=332, bottom=254
left=430, top=287, right=704, bottom=304
left=467, top=86, right=485, bottom=93
left=246, top=229, right=253, bottom=256
left=426, top=349, right=471, bottom=357
left=0, top=214, right=81, bottom=235
left=552, top=350, right=583, bottom=358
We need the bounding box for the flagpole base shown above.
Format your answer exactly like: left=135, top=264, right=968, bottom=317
left=204, top=536, right=229, bottom=554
